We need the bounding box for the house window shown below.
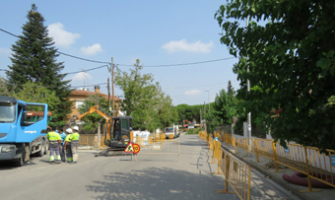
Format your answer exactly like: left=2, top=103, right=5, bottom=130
left=75, top=100, right=84, bottom=109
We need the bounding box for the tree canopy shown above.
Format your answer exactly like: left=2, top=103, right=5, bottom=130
left=6, top=4, right=72, bottom=123
left=115, top=59, right=178, bottom=131
left=216, top=0, right=335, bottom=150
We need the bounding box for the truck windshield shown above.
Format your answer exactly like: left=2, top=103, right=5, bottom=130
left=0, top=102, right=15, bottom=123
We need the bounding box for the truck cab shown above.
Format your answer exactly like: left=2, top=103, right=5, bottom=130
left=0, top=96, right=49, bottom=166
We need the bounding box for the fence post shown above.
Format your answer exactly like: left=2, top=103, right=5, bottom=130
left=254, top=139, right=260, bottom=163
left=224, top=155, right=230, bottom=192
left=272, top=141, right=279, bottom=172
left=300, top=147, right=322, bottom=193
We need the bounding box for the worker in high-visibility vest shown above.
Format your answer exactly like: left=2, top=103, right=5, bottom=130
left=46, top=126, right=62, bottom=164
left=57, top=127, right=67, bottom=162
left=71, top=126, right=80, bottom=164
left=63, top=128, right=73, bottom=163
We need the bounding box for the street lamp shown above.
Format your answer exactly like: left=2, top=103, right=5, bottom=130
left=206, top=89, right=210, bottom=112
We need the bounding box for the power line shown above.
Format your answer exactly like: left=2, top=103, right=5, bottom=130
left=0, top=28, right=110, bottom=64
left=1, top=81, right=107, bottom=89
left=67, top=65, right=108, bottom=75
left=117, top=57, right=236, bottom=68
left=163, top=82, right=225, bottom=90
left=57, top=52, right=110, bottom=64
left=1, top=27, right=237, bottom=68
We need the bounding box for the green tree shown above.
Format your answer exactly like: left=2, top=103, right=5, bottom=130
left=6, top=4, right=72, bottom=122
left=78, top=94, right=109, bottom=132
left=12, top=82, right=60, bottom=113
left=213, top=89, right=237, bottom=124
left=216, top=0, right=335, bottom=150
left=227, top=80, right=234, bottom=97
left=116, top=59, right=160, bottom=131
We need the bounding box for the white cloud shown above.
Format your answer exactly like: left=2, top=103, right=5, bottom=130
left=47, top=23, right=80, bottom=47
left=81, top=44, right=103, bottom=55
left=162, top=39, right=214, bottom=53
left=71, top=72, right=92, bottom=81
left=0, top=48, right=12, bottom=56
left=185, top=89, right=202, bottom=96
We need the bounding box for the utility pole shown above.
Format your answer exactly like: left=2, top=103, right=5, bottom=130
left=200, top=109, right=202, bottom=127
left=246, top=18, right=252, bottom=149
left=111, top=57, right=115, bottom=116
left=206, top=89, right=210, bottom=112
left=107, top=77, right=110, bottom=111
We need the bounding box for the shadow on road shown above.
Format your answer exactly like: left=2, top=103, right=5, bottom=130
left=86, top=167, right=233, bottom=200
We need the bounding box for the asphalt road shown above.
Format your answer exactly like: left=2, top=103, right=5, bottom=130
left=0, top=134, right=300, bottom=200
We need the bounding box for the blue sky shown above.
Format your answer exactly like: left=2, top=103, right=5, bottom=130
left=0, top=0, right=242, bottom=105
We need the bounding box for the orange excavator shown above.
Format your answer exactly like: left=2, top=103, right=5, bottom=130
left=69, top=105, right=134, bottom=153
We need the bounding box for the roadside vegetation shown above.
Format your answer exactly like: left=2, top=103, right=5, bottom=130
left=186, top=127, right=204, bottom=135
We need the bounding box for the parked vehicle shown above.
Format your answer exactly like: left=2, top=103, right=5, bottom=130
left=0, top=96, right=50, bottom=166
left=164, top=127, right=175, bottom=139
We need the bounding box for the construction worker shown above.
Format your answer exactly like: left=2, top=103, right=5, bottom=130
left=63, top=128, right=73, bottom=163
left=57, top=127, right=67, bottom=162
left=71, top=126, right=80, bottom=164
left=46, top=126, right=62, bottom=164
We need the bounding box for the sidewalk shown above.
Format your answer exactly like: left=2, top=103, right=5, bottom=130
left=221, top=142, right=335, bottom=200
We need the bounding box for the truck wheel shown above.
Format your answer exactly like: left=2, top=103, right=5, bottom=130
left=37, top=143, right=44, bottom=157
left=14, top=156, right=24, bottom=167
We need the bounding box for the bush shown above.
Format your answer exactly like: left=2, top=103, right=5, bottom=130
left=186, top=127, right=204, bottom=135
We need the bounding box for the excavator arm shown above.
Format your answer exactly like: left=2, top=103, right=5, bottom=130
left=69, top=105, right=113, bottom=140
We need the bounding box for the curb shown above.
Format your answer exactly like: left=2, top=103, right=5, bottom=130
left=221, top=145, right=313, bottom=200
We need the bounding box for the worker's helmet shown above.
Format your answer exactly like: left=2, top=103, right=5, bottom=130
left=66, top=128, right=73, bottom=134
left=72, top=126, right=79, bottom=131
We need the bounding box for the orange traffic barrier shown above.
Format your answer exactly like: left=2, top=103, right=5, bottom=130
left=223, top=133, right=335, bottom=192
left=216, top=147, right=251, bottom=200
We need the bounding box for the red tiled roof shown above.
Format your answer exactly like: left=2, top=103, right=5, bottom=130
left=70, top=90, right=120, bottom=101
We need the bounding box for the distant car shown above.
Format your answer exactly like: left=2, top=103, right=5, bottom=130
left=164, top=127, right=175, bottom=139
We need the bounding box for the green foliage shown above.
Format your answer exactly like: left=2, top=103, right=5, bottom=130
left=205, top=110, right=218, bottom=135
left=6, top=4, right=72, bottom=122
left=115, top=59, right=178, bottom=131
left=216, top=0, right=335, bottom=150
left=13, top=82, right=60, bottom=111
left=175, top=104, right=204, bottom=124
left=78, top=94, right=109, bottom=132
left=213, top=88, right=237, bottom=124
left=186, top=127, right=204, bottom=135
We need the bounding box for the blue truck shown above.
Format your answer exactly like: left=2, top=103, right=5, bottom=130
left=0, top=96, right=49, bottom=166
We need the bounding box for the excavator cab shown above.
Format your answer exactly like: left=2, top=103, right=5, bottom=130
left=107, top=116, right=133, bottom=150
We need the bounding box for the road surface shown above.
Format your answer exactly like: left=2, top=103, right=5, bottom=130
left=0, top=134, right=300, bottom=200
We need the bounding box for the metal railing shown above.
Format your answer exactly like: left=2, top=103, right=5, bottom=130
left=222, top=133, right=335, bottom=192
left=206, top=135, right=251, bottom=200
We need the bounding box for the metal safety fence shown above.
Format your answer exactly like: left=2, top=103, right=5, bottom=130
left=222, top=133, right=335, bottom=192
left=205, top=135, right=251, bottom=200
left=78, top=134, right=109, bottom=150
left=136, top=140, right=180, bottom=162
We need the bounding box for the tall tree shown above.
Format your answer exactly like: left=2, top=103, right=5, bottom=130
left=227, top=80, right=234, bottom=98
left=115, top=59, right=160, bottom=130
left=216, top=0, right=335, bottom=150
left=6, top=4, right=72, bottom=122
left=213, top=89, right=237, bottom=124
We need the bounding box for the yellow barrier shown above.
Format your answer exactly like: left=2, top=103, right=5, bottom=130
left=222, top=134, right=335, bottom=192
left=217, top=147, right=251, bottom=200
left=199, top=132, right=251, bottom=199
left=78, top=134, right=108, bottom=150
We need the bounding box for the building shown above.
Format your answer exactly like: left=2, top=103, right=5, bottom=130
left=68, top=86, right=121, bottom=119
